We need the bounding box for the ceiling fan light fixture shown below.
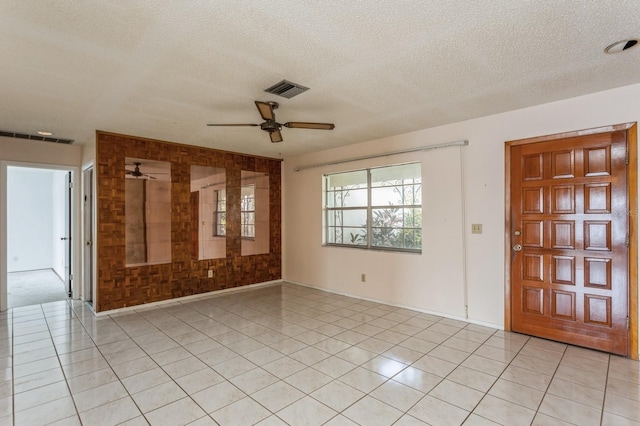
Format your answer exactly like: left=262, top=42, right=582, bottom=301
left=604, top=39, right=638, bottom=54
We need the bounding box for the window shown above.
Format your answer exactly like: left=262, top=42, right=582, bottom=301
left=324, top=163, right=422, bottom=252
left=214, top=189, right=226, bottom=236
left=214, top=185, right=255, bottom=238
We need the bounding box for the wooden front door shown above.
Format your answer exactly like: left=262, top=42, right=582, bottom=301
left=510, top=130, right=629, bottom=355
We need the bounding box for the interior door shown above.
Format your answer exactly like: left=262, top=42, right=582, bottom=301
left=64, top=171, right=72, bottom=297
left=83, top=167, right=93, bottom=305
left=510, top=130, right=629, bottom=355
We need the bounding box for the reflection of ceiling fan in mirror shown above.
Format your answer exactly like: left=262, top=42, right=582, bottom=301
left=125, top=162, right=167, bottom=180
left=207, top=101, right=335, bottom=143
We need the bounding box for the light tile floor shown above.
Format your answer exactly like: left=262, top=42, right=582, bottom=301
left=1, top=282, right=639, bottom=426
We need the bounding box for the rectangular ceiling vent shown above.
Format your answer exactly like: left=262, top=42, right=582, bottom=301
left=0, top=130, right=74, bottom=144
left=264, top=80, right=309, bottom=99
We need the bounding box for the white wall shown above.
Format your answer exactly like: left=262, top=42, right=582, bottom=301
left=7, top=168, right=55, bottom=272
left=283, top=83, right=640, bottom=340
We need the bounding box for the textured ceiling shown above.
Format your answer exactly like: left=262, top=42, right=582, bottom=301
left=1, top=1, right=639, bottom=158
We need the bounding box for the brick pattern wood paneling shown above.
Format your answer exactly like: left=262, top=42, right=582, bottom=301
left=95, top=131, right=282, bottom=312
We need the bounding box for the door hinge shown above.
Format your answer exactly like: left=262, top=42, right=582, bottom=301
left=69, top=181, right=74, bottom=189
left=626, top=234, right=630, bottom=248
left=69, top=274, right=73, bottom=281
left=626, top=151, right=629, bottom=165
left=627, top=317, right=630, bottom=330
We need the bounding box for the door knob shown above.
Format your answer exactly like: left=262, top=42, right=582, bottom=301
left=513, top=244, right=522, bottom=252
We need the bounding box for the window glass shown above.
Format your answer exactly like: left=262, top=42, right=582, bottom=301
left=324, top=163, right=422, bottom=252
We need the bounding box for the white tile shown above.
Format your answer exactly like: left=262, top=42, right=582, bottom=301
left=338, top=366, right=387, bottom=393
left=111, top=356, right=157, bottom=379
left=175, top=368, right=225, bottom=395
left=429, top=380, right=484, bottom=411
left=211, top=396, right=271, bottom=426
left=191, top=380, right=246, bottom=413
left=343, top=395, right=403, bottom=426
left=312, top=356, right=357, bottom=379
left=284, top=367, right=333, bottom=394
left=14, top=380, right=70, bottom=413
left=361, top=355, right=407, bottom=378
left=487, top=378, right=544, bottom=410
left=474, top=395, right=536, bottom=426
left=13, top=367, right=65, bottom=393
left=230, top=367, right=279, bottom=394
left=252, top=380, right=305, bottom=412
left=393, top=365, right=442, bottom=393
left=370, top=379, right=424, bottom=412
left=289, top=346, right=331, bottom=366
left=14, top=396, right=77, bottom=425
left=212, top=356, right=257, bottom=379
left=144, top=397, right=206, bottom=426
left=66, top=367, right=119, bottom=394
left=277, top=396, right=338, bottom=426
left=162, top=356, right=208, bottom=379
left=121, top=368, right=172, bottom=394
left=73, top=380, right=129, bottom=412
left=132, top=381, right=187, bottom=413
left=408, top=395, right=469, bottom=426
left=262, top=356, right=307, bottom=379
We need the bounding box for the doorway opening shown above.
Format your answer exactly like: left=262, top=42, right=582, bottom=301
left=4, top=165, right=74, bottom=309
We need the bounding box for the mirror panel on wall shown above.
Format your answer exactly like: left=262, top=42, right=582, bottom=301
left=241, top=171, right=269, bottom=256
left=125, top=158, right=171, bottom=266
left=191, top=165, right=226, bottom=260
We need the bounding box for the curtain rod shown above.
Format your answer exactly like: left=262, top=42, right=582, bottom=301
left=293, top=139, right=469, bottom=172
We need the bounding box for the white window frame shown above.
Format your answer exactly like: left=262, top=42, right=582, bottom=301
left=323, top=162, right=422, bottom=253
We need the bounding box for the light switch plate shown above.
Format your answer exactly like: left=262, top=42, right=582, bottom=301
left=471, top=224, right=482, bottom=234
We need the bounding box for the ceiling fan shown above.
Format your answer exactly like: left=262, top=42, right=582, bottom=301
left=125, top=162, right=164, bottom=180
left=207, top=101, right=335, bottom=143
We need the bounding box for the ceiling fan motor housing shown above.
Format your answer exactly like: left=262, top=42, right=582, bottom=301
left=260, top=120, right=281, bottom=132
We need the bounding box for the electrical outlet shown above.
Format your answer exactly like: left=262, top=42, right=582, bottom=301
left=471, top=224, right=482, bottom=234
left=361, top=274, right=366, bottom=282
left=208, top=270, right=213, bottom=278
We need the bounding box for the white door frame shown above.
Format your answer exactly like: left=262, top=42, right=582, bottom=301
left=0, top=160, right=81, bottom=311
left=81, top=162, right=96, bottom=309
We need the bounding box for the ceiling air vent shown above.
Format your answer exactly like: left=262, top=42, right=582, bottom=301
left=264, top=80, right=309, bottom=99
left=0, top=130, right=74, bottom=144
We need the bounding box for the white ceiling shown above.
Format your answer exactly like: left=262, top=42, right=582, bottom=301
left=1, top=1, right=640, bottom=159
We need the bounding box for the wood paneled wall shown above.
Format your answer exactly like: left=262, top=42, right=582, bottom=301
left=95, top=131, right=282, bottom=312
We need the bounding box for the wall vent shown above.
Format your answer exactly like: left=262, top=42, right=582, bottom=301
left=0, top=130, right=74, bottom=144
left=264, top=80, right=309, bottom=99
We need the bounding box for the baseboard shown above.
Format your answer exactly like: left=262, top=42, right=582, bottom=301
left=284, top=280, right=504, bottom=331
left=94, top=279, right=283, bottom=317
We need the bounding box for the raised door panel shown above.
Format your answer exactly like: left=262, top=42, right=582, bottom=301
left=551, top=290, right=576, bottom=321
left=584, top=258, right=612, bottom=289
left=585, top=183, right=611, bottom=214
left=584, top=146, right=611, bottom=177
left=523, top=287, right=544, bottom=315
left=523, top=154, right=544, bottom=181
left=523, top=187, right=544, bottom=214
left=552, top=150, right=575, bottom=179
left=523, top=221, right=544, bottom=248
left=552, top=256, right=575, bottom=285
left=584, top=221, right=611, bottom=251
